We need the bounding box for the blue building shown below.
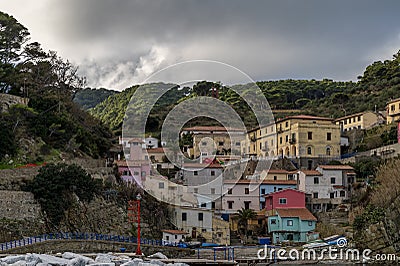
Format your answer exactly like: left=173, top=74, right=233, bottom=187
left=268, top=208, right=318, bottom=244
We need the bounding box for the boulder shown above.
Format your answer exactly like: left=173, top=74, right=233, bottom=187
left=1, top=255, right=26, bottom=264
left=147, top=253, right=168, bottom=260
left=63, top=252, right=94, bottom=264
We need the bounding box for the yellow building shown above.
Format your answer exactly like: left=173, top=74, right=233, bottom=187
left=242, top=115, right=341, bottom=169
left=334, top=111, right=384, bottom=132
left=275, top=115, right=340, bottom=158
left=387, top=98, right=400, bottom=124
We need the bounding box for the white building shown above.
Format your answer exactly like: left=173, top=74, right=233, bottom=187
left=172, top=206, right=214, bottom=240
left=162, top=229, right=187, bottom=245
left=298, top=165, right=356, bottom=212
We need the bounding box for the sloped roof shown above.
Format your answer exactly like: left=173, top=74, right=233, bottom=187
left=318, top=165, right=354, bottom=170
left=261, top=180, right=298, bottom=185
left=162, top=229, right=188, bottom=235
left=300, top=170, right=322, bottom=176
left=279, top=115, right=333, bottom=122
left=276, top=208, right=317, bottom=221
left=146, top=147, right=165, bottom=153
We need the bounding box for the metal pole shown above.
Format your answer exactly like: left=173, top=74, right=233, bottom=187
left=136, top=195, right=142, bottom=255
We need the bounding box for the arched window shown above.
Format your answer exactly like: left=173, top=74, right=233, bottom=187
left=326, top=147, right=331, bottom=156
left=307, top=146, right=312, bottom=155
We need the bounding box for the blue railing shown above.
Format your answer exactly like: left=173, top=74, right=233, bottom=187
left=0, top=232, right=164, bottom=252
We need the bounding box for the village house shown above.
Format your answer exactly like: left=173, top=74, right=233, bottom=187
left=386, top=97, right=400, bottom=124
left=181, top=126, right=245, bottom=159
left=264, top=188, right=318, bottom=244
left=334, top=111, right=385, bottom=132
left=221, top=179, right=260, bottom=214
left=242, top=115, right=341, bottom=170
left=298, top=165, right=356, bottom=212
left=161, top=229, right=188, bottom=245
left=116, top=138, right=151, bottom=184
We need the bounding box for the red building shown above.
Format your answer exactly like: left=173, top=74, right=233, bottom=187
left=264, top=188, right=306, bottom=211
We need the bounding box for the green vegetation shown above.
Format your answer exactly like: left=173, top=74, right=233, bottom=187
left=73, top=88, right=118, bottom=110
left=0, top=11, right=113, bottom=162
left=237, top=208, right=257, bottom=243
left=26, top=163, right=101, bottom=228
left=353, top=205, right=385, bottom=231
left=89, top=50, right=400, bottom=134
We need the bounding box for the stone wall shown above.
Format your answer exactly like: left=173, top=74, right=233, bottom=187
left=1, top=240, right=194, bottom=257
left=0, top=191, right=41, bottom=220
left=0, top=93, right=29, bottom=113
left=0, top=167, right=39, bottom=190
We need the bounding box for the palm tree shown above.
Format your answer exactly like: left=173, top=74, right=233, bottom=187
left=237, top=208, right=257, bottom=244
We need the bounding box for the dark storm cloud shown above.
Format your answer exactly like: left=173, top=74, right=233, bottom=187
left=1, top=0, right=400, bottom=89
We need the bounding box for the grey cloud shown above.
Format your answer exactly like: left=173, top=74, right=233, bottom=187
left=2, top=0, right=400, bottom=90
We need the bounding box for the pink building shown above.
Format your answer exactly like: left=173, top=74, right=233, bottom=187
left=264, top=188, right=306, bottom=211
left=222, top=179, right=261, bottom=214
left=116, top=138, right=151, bottom=186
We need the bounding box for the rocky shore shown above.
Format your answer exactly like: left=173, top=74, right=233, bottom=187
left=0, top=252, right=189, bottom=266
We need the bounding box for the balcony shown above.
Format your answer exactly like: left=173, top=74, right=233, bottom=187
left=289, top=138, right=296, bottom=144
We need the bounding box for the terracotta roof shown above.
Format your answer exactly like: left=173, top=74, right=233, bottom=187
left=300, top=170, right=322, bottom=176
left=279, top=115, right=333, bottom=122
left=263, top=188, right=304, bottom=197
left=183, top=163, right=223, bottom=169
left=276, top=208, right=317, bottom=221
left=387, top=97, right=400, bottom=104
left=182, top=126, right=245, bottom=132
left=318, top=165, right=354, bottom=170
left=147, top=147, right=165, bottom=153
left=333, top=112, right=371, bottom=121
left=266, top=169, right=289, bottom=174
left=162, top=229, right=188, bottom=235
left=261, top=180, right=298, bottom=185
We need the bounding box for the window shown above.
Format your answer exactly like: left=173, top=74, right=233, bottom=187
left=271, top=139, right=274, bottom=146
left=175, top=235, right=178, bottom=239
left=330, top=177, right=336, bottom=184
left=279, top=198, right=287, bottom=204
left=194, top=188, right=198, bottom=193
left=274, top=176, right=277, bottom=180
left=340, top=190, right=345, bottom=197
left=141, top=171, right=146, bottom=177
left=285, top=121, right=288, bottom=127
left=391, top=105, right=395, bottom=111
left=235, top=142, right=240, bottom=146
left=307, top=160, right=313, bottom=170
left=202, top=141, right=207, bottom=146
left=358, top=116, right=361, bottom=121
left=270, top=219, right=276, bottom=224
left=194, top=171, right=198, bottom=176
left=308, top=221, right=313, bottom=226
left=279, top=137, right=282, bottom=144
left=202, top=228, right=207, bottom=232
left=201, top=203, right=206, bottom=208
left=330, top=192, right=335, bottom=199
left=211, top=188, right=215, bottom=194
left=134, top=171, right=140, bottom=176
left=287, top=220, right=293, bottom=226
left=314, top=177, right=319, bottom=184
left=211, top=202, right=215, bottom=209
left=313, top=192, right=318, bottom=198
left=228, top=188, right=232, bottom=194
left=308, top=132, right=313, bottom=140
left=285, top=135, right=289, bottom=142
left=261, top=188, right=266, bottom=195
left=307, top=147, right=312, bottom=155
left=326, top=147, right=331, bottom=156
left=278, top=188, right=282, bottom=191
left=166, top=236, right=169, bottom=241
left=245, top=188, right=249, bottom=194
left=327, top=132, right=332, bottom=141
left=158, top=182, right=164, bottom=189
left=182, top=213, right=187, bottom=221
left=227, top=201, right=234, bottom=209
left=198, top=213, right=203, bottom=221
left=219, top=141, right=224, bottom=146
left=211, top=170, right=215, bottom=176
left=244, top=201, right=251, bottom=209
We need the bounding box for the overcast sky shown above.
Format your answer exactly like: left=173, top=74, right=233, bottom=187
left=1, top=0, right=400, bottom=90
